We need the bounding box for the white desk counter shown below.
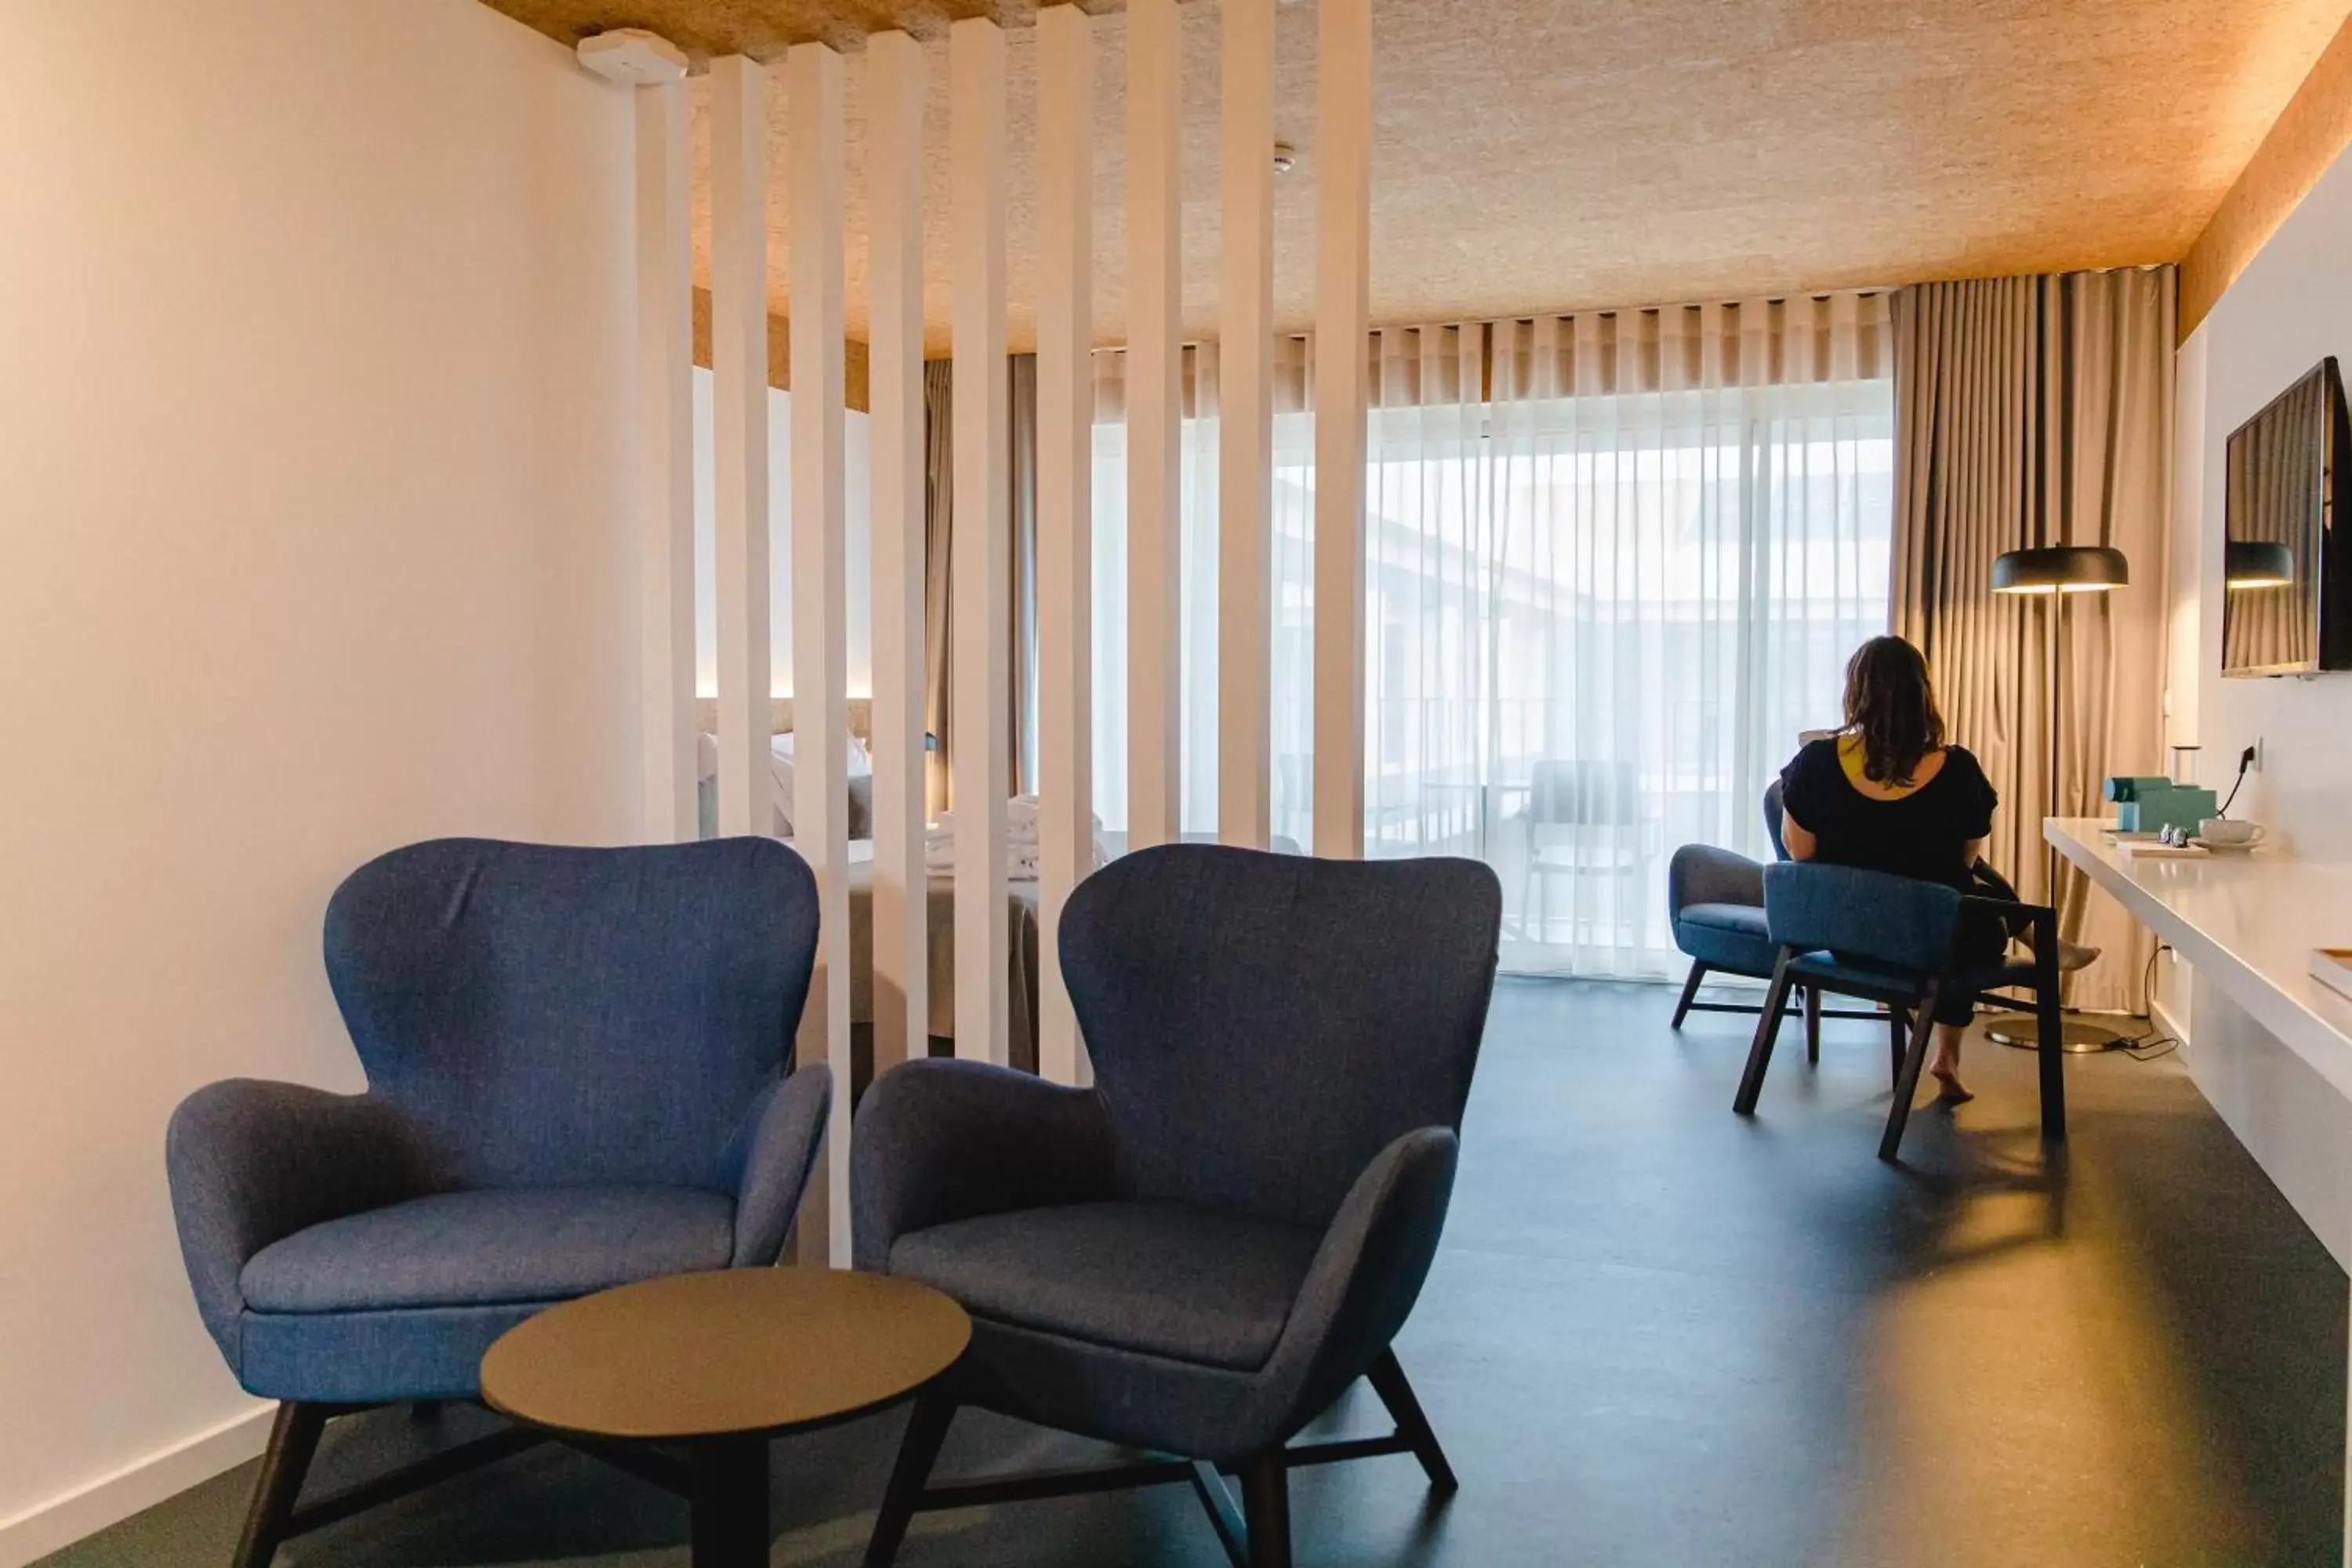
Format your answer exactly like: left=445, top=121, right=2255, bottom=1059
left=2047, top=817, right=2352, bottom=1098
left=2050, top=817, right=2352, bottom=1566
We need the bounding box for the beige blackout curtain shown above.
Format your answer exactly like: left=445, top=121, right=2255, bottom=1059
left=1891, top=268, right=2174, bottom=1012
left=1008, top=354, right=1040, bottom=794
left=921, top=354, right=1040, bottom=813
left=922, top=359, right=954, bottom=815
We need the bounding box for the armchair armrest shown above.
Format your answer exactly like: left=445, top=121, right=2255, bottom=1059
left=1668, top=843, right=1764, bottom=919
left=850, top=1058, right=1117, bottom=1272
left=1955, top=894, right=2054, bottom=977
left=165, top=1080, right=434, bottom=1368
left=1257, top=1125, right=1460, bottom=1428
left=723, top=1065, right=834, bottom=1265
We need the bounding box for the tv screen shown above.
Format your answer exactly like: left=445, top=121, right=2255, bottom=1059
left=2223, top=356, right=2352, bottom=676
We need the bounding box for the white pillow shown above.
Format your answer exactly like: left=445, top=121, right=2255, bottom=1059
left=770, top=730, right=873, bottom=778
left=699, top=731, right=867, bottom=837
left=764, top=732, right=872, bottom=837
left=768, top=751, right=794, bottom=837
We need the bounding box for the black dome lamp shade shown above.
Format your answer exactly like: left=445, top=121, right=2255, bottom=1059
left=2225, top=539, right=2296, bottom=590
left=1991, top=545, right=2130, bottom=594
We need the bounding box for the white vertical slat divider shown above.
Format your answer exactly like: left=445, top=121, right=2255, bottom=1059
left=1218, top=0, right=1276, bottom=848
left=951, top=16, right=1011, bottom=1064
left=1312, top=0, right=1371, bottom=858
left=710, top=56, right=771, bottom=838
left=787, top=40, right=851, bottom=1268
left=1126, top=0, right=1182, bottom=849
left=635, top=74, right=695, bottom=843
left=1036, top=4, right=1094, bottom=1086
left=866, top=29, right=927, bottom=1087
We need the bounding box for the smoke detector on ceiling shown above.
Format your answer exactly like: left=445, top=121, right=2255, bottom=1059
left=577, top=29, right=689, bottom=85
left=1272, top=142, right=1299, bottom=175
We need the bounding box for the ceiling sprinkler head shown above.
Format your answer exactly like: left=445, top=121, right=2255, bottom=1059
left=577, top=28, right=689, bottom=85
left=1272, top=141, right=1299, bottom=175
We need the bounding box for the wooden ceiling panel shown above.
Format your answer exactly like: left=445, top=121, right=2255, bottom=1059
left=481, top=0, right=2352, bottom=351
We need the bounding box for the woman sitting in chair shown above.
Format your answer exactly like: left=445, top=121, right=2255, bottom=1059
left=1777, top=634, right=2092, bottom=1104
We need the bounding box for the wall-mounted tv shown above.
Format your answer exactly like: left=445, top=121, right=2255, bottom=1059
left=2223, top=356, right=2352, bottom=676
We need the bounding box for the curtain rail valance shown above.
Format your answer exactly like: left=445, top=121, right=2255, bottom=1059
left=1083, top=289, right=1892, bottom=415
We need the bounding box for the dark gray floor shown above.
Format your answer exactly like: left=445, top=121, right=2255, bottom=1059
left=45, top=977, right=2349, bottom=1567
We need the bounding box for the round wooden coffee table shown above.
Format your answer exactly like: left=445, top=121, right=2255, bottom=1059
left=481, top=1267, right=970, bottom=1568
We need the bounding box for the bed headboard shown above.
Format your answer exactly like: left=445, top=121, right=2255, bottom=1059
left=692, top=698, right=875, bottom=745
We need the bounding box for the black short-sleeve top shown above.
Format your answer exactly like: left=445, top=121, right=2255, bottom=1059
left=1777, top=737, right=1998, bottom=891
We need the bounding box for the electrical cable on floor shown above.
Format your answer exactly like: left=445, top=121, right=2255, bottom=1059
left=2112, top=942, right=2181, bottom=1061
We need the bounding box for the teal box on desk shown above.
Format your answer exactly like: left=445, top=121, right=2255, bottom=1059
left=2104, top=776, right=2218, bottom=833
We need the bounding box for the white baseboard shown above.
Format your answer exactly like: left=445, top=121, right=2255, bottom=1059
left=2151, top=994, right=2191, bottom=1053
left=0, top=1403, right=273, bottom=1568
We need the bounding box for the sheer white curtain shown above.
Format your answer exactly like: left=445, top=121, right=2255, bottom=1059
left=1092, top=293, right=1894, bottom=976
left=1087, top=344, right=1229, bottom=834
left=1409, top=299, right=1893, bottom=976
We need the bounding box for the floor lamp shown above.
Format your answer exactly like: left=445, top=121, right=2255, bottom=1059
left=1984, top=543, right=2131, bottom=1054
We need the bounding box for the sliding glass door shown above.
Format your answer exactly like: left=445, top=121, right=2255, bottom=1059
left=1091, top=343, right=1893, bottom=979
left=1340, top=379, right=1892, bottom=975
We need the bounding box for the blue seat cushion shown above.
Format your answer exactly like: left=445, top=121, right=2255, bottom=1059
left=1673, top=901, right=1777, bottom=975
left=237, top=1301, right=550, bottom=1403
left=240, top=1186, right=735, bottom=1313
left=1788, top=952, right=2037, bottom=1000
left=888, top=1200, right=1323, bottom=1371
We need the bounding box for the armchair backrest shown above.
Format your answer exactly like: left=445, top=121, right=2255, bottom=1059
left=1762, top=862, right=1960, bottom=974
left=324, top=837, right=818, bottom=1190
left=1529, top=760, right=1639, bottom=827
left=1762, top=779, right=1790, bottom=861
left=1058, top=845, right=1501, bottom=1229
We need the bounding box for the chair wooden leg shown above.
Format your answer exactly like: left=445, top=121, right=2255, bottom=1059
left=2035, top=919, right=2067, bottom=1142
left=1886, top=1007, right=1908, bottom=1088
left=1803, top=984, right=1823, bottom=1065
left=1670, top=961, right=1708, bottom=1029
left=233, top=1403, right=328, bottom=1568
left=864, top=1391, right=956, bottom=1567
left=1367, top=1349, right=1457, bottom=1494
left=1240, top=1451, right=1292, bottom=1568
left=1733, top=951, right=1795, bottom=1115
left=1879, top=983, right=1940, bottom=1162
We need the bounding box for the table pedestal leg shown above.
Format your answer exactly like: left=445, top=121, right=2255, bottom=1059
left=690, top=1435, right=770, bottom=1567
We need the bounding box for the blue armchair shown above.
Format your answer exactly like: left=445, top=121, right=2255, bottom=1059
left=1666, top=782, right=1789, bottom=1018
left=851, top=844, right=1502, bottom=1568
left=1730, top=861, right=2065, bottom=1160
left=166, top=837, right=830, bottom=1567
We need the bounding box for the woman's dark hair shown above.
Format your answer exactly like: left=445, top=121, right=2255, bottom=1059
left=1842, top=635, right=1944, bottom=786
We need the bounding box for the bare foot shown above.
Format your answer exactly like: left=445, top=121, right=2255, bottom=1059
left=2014, top=936, right=2103, bottom=972
left=1929, top=1065, right=1975, bottom=1104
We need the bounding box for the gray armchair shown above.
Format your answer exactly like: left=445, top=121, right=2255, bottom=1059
left=166, top=837, right=830, bottom=1567
left=852, top=844, right=1502, bottom=1568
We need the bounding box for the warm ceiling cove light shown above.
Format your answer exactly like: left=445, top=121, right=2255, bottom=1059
left=2226, top=539, right=2296, bottom=590
left=1990, top=544, right=2129, bottom=595
left=577, top=28, right=688, bottom=85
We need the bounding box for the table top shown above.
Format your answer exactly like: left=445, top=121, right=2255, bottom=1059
left=480, top=1267, right=971, bottom=1443
left=2046, top=817, right=2352, bottom=1097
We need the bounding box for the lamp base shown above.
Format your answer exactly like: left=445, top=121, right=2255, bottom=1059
left=1982, top=1012, right=2134, bottom=1054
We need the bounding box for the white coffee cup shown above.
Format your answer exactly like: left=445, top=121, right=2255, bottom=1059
left=2200, top=817, right=2265, bottom=848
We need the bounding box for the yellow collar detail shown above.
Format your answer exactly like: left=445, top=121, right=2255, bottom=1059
left=1839, top=734, right=1939, bottom=797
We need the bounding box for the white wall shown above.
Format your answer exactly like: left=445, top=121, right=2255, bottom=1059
left=2168, top=136, right=2352, bottom=1265
left=690, top=372, right=876, bottom=699
left=0, top=2, right=640, bottom=1558
left=2176, top=146, right=2352, bottom=851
